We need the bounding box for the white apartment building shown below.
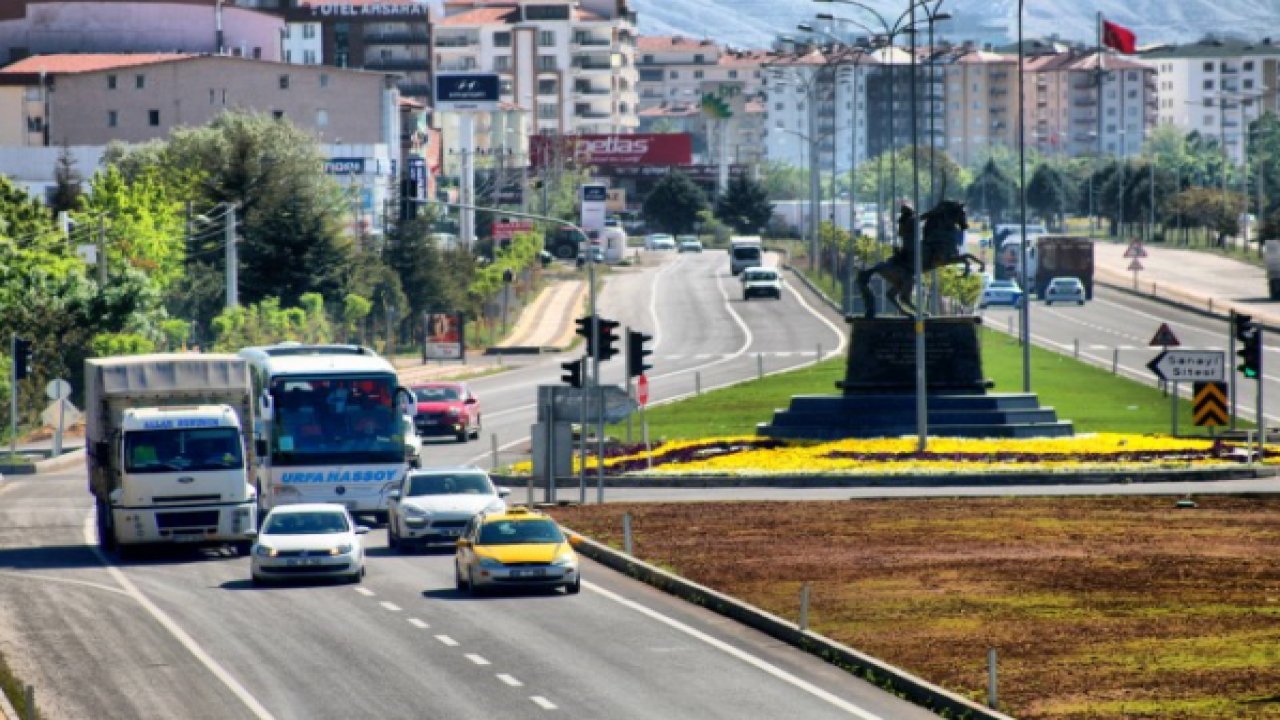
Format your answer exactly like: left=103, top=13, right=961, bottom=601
left=433, top=0, right=639, bottom=135
left=943, top=49, right=1017, bottom=168
left=1145, top=37, right=1280, bottom=164
left=764, top=48, right=875, bottom=176
left=634, top=36, right=769, bottom=110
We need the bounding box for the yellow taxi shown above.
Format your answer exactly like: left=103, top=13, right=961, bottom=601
left=454, top=506, right=581, bottom=595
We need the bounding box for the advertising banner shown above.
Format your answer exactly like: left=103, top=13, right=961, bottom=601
left=408, top=157, right=426, bottom=200
left=530, top=134, right=692, bottom=168
left=424, top=311, right=465, bottom=361
left=434, top=73, right=500, bottom=112
left=493, top=220, right=534, bottom=240
left=580, top=184, right=608, bottom=231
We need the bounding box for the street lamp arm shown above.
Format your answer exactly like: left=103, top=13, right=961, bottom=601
left=414, top=198, right=589, bottom=244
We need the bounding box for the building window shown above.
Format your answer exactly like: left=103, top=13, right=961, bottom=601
left=280, top=75, right=290, bottom=89
left=669, top=70, right=678, bottom=79
left=499, top=78, right=513, bottom=95
left=282, top=25, right=291, bottom=39
left=694, top=70, right=703, bottom=79
left=539, top=78, right=557, bottom=94
left=285, top=50, right=293, bottom=63
left=303, top=24, right=317, bottom=39
left=107, top=75, right=117, bottom=89
left=252, top=47, right=262, bottom=59
left=273, top=110, right=284, bottom=120
left=729, top=70, right=738, bottom=79
left=303, top=50, right=318, bottom=64
left=148, top=109, right=160, bottom=125
left=108, top=110, right=117, bottom=127
left=1245, top=78, right=1255, bottom=89
left=1204, top=79, right=1214, bottom=90
left=538, top=30, right=555, bottom=47
left=1204, top=115, right=1215, bottom=125
left=538, top=102, right=557, bottom=119
left=774, top=102, right=783, bottom=111
left=1244, top=60, right=1255, bottom=72
left=494, top=55, right=511, bottom=71
left=316, top=109, right=328, bottom=127
left=694, top=54, right=704, bottom=64
left=538, top=55, right=556, bottom=70
left=494, top=31, right=511, bottom=48
left=136, top=74, right=145, bottom=89
left=1203, top=61, right=1214, bottom=72
left=1204, top=98, right=1214, bottom=107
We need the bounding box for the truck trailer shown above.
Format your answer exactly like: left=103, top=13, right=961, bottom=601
left=86, top=354, right=257, bottom=556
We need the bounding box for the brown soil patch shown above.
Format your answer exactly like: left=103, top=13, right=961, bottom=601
left=550, top=497, right=1280, bottom=719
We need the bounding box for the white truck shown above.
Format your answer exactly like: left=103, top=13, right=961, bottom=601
left=729, top=235, right=764, bottom=275
left=86, top=354, right=257, bottom=556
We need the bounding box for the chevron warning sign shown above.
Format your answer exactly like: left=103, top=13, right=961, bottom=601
left=1193, top=381, right=1228, bottom=427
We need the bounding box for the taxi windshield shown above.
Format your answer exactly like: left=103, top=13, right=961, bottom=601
left=477, top=519, right=564, bottom=545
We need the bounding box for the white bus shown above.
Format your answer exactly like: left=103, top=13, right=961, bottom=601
left=239, top=344, right=415, bottom=523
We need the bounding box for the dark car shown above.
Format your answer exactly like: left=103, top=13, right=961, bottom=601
left=412, top=382, right=481, bottom=442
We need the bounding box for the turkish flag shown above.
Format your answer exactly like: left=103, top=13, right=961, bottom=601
left=1103, top=20, right=1137, bottom=54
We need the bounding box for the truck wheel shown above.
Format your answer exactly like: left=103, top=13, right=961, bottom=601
left=234, top=541, right=253, bottom=557
left=96, top=500, right=117, bottom=553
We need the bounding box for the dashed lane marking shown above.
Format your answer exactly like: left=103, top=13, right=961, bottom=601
left=465, top=654, right=491, bottom=666
left=531, top=696, right=557, bottom=710
left=435, top=634, right=459, bottom=647
left=497, top=674, right=523, bottom=687
left=407, top=618, right=429, bottom=629
left=355, top=587, right=375, bottom=597
left=380, top=601, right=401, bottom=612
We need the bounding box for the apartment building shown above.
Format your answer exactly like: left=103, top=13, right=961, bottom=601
left=1145, top=36, right=1280, bottom=164
left=0, top=0, right=283, bottom=66
left=863, top=46, right=934, bottom=165
left=634, top=36, right=768, bottom=110
left=942, top=48, right=1017, bottom=167
left=764, top=46, right=878, bottom=176
left=432, top=0, right=639, bottom=136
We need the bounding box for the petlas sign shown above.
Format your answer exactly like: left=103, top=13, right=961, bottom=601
left=531, top=134, right=692, bottom=168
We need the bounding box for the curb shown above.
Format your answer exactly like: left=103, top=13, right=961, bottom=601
left=36, top=448, right=85, bottom=474
left=496, top=466, right=1275, bottom=489
left=568, top=531, right=1016, bottom=720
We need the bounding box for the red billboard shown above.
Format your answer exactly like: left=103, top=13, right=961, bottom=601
left=530, top=134, right=692, bottom=168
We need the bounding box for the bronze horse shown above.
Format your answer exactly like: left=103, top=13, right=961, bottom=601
left=856, top=200, right=984, bottom=319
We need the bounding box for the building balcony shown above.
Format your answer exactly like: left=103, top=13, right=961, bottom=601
left=575, top=109, right=612, bottom=119
left=433, top=36, right=475, bottom=48
left=364, top=57, right=430, bottom=70
left=572, top=61, right=612, bottom=72
left=575, top=85, right=611, bottom=96
left=365, top=31, right=429, bottom=45
left=1075, top=97, right=1097, bottom=107
left=436, top=61, right=479, bottom=72
left=398, top=83, right=432, bottom=97
left=1071, top=115, right=1097, bottom=124
left=573, top=35, right=612, bottom=47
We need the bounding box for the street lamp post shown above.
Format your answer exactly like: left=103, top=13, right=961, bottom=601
left=1017, top=0, right=1031, bottom=392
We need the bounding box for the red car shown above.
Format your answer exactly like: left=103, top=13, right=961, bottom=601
left=411, top=382, right=481, bottom=442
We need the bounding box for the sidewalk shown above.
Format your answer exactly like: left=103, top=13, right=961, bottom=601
left=1092, top=239, right=1280, bottom=327
left=393, top=276, right=586, bottom=384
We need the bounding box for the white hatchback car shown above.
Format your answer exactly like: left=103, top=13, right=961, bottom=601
left=741, top=266, right=783, bottom=300
left=387, top=467, right=510, bottom=552
left=1043, top=276, right=1087, bottom=306
left=249, top=504, right=368, bottom=585
left=646, top=233, right=676, bottom=250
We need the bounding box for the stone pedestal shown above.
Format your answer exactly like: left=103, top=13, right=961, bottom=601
left=839, top=316, right=990, bottom=395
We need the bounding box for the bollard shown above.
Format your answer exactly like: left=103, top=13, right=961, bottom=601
left=816, top=343, right=822, bottom=361
left=623, top=512, right=633, bottom=555
left=490, top=433, right=499, bottom=469
left=24, top=684, right=34, bottom=720
left=1073, top=338, right=1079, bottom=360
left=695, top=371, right=702, bottom=396
left=1112, top=347, right=1120, bottom=374
left=987, top=649, right=999, bottom=710
left=798, top=582, right=811, bottom=631
left=757, top=352, right=764, bottom=379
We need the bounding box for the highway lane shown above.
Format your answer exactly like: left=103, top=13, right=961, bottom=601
left=0, top=469, right=937, bottom=720
left=981, top=284, right=1280, bottom=425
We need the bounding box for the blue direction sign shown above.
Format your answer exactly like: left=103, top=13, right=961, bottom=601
left=1146, top=350, right=1225, bottom=383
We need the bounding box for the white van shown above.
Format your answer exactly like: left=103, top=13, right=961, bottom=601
left=729, top=236, right=763, bottom=275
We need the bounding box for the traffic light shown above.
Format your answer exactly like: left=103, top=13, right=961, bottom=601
left=597, top=318, right=620, bottom=361
left=1234, top=313, right=1263, bottom=379
left=12, top=337, right=32, bottom=381
left=560, top=359, right=583, bottom=388
left=575, top=315, right=595, bottom=356
left=626, top=329, right=653, bottom=378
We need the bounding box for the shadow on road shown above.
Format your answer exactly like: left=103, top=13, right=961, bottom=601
left=421, top=586, right=569, bottom=602
left=0, top=543, right=245, bottom=571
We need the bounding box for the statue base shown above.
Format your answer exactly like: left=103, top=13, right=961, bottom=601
left=839, top=316, right=990, bottom=395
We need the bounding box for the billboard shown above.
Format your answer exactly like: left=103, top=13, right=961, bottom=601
left=530, top=134, right=692, bottom=168
left=580, top=184, right=608, bottom=231
left=434, top=73, right=499, bottom=112
left=424, top=311, right=465, bottom=361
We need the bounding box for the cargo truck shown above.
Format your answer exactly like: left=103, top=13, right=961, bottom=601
left=86, top=354, right=257, bottom=556
left=995, top=234, right=1094, bottom=299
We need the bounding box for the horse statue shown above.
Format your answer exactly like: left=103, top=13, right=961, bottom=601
left=856, top=199, right=984, bottom=319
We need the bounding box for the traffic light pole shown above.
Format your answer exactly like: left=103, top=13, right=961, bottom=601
left=1229, top=324, right=1237, bottom=430
left=1258, top=333, right=1265, bottom=460
left=9, top=334, right=15, bottom=458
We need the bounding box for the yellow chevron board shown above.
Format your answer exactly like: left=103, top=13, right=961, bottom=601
left=1193, top=381, right=1228, bottom=427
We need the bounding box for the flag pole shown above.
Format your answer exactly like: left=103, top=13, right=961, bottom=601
left=1097, top=12, right=1106, bottom=237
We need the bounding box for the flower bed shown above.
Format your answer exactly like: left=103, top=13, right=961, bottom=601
left=506, top=433, right=1270, bottom=477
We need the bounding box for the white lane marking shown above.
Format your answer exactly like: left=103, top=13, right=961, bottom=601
left=355, top=587, right=375, bottom=597
left=648, top=247, right=684, bottom=352
left=407, top=618, right=429, bottom=629
left=80, top=515, right=276, bottom=720
left=465, top=653, right=491, bottom=666
left=435, top=634, right=459, bottom=647
left=379, top=601, right=401, bottom=612
left=497, top=673, right=523, bottom=687
left=530, top=696, right=558, bottom=710
left=585, top=581, right=885, bottom=719
left=0, top=570, right=132, bottom=596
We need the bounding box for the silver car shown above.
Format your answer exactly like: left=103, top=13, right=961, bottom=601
left=387, top=467, right=510, bottom=552
left=1044, top=277, right=1086, bottom=306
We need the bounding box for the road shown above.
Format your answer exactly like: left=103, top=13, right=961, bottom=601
left=0, top=251, right=945, bottom=720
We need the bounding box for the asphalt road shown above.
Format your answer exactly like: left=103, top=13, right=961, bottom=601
left=0, top=251, right=944, bottom=720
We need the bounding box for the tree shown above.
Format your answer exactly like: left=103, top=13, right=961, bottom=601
left=965, top=159, right=1017, bottom=224
left=50, top=145, right=83, bottom=214
left=1027, top=163, right=1076, bottom=230
left=759, top=161, right=806, bottom=200
left=642, top=172, right=707, bottom=234
left=714, top=174, right=773, bottom=233
left=342, top=293, right=372, bottom=344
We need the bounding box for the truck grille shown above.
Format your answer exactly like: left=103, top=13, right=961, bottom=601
left=153, top=495, right=222, bottom=504
left=156, top=510, right=219, bottom=529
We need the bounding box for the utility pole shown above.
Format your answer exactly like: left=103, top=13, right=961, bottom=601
left=96, top=214, right=107, bottom=286
left=225, top=204, right=238, bottom=308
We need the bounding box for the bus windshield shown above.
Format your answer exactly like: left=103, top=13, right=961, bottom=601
left=270, top=375, right=403, bottom=465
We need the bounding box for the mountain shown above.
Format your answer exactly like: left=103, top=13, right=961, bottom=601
left=631, top=0, right=1280, bottom=51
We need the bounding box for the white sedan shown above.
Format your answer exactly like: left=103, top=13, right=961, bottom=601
left=387, top=467, right=510, bottom=552
left=978, top=279, right=1024, bottom=309
left=249, top=504, right=368, bottom=585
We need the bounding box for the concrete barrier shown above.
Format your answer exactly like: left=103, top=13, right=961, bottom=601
left=569, top=531, right=1017, bottom=720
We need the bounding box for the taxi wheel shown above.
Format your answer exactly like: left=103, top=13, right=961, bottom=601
left=565, top=576, right=581, bottom=595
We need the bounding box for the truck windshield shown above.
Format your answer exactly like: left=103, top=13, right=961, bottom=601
left=124, top=427, right=244, bottom=473
left=270, top=375, right=403, bottom=465
left=733, top=246, right=761, bottom=260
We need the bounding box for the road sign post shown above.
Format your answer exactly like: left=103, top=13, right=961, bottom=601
left=1124, top=240, right=1148, bottom=290
left=638, top=374, right=652, bottom=469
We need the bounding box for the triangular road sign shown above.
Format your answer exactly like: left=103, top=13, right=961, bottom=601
left=1123, top=240, right=1148, bottom=258
left=1149, top=322, right=1181, bottom=347
left=1127, top=259, right=1144, bottom=272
